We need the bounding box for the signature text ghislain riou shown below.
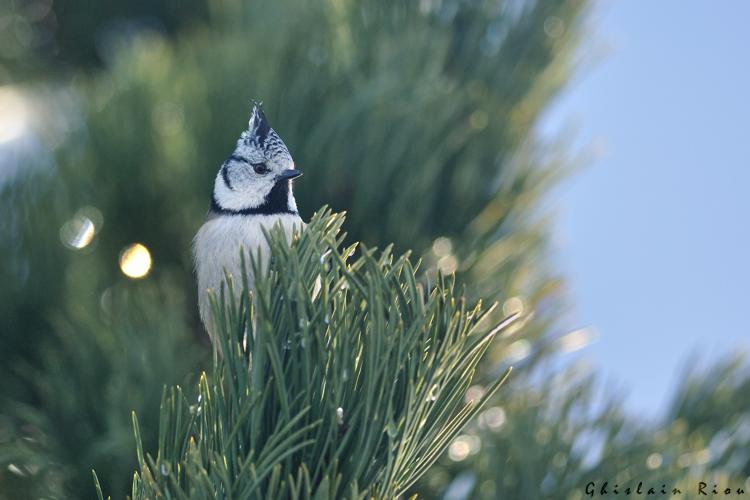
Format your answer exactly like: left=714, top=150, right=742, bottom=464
left=585, top=481, right=747, bottom=497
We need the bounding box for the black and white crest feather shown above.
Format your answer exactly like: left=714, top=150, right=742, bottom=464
left=209, top=102, right=299, bottom=216
left=243, top=103, right=271, bottom=146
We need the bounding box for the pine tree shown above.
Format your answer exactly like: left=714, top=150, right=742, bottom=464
left=0, top=283, right=202, bottom=498
left=2, top=2, right=588, bottom=496
left=99, top=210, right=515, bottom=499
left=2, top=1, right=749, bottom=500
left=412, top=354, right=750, bottom=499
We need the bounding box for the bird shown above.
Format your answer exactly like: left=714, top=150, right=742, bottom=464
left=193, top=102, right=303, bottom=345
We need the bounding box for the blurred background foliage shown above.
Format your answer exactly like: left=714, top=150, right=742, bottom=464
left=0, top=0, right=748, bottom=498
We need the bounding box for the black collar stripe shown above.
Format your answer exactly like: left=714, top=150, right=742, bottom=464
left=210, top=180, right=297, bottom=216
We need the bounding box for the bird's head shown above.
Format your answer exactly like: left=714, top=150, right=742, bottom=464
left=211, top=103, right=301, bottom=215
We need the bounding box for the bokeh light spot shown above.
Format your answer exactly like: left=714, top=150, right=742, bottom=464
left=448, top=436, right=471, bottom=461
left=60, top=206, right=103, bottom=250
left=505, top=339, right=531, bottom=362
left=432, top=236, right=452, bottom=257
left=544, top=16, right=565, bottom=38
left=437, top=254, right=458, bottom=275
left=556, top=327, right=597, bottom=354
left=0, top=86, right=29, bottom=143
left=60, top=215, right=95, bottom=249
left=502, top=296, right=525, bottom=316
left=464, top=385, right=486, bottom=404
left=119, top=243, right=152, bottom=279
left=480, top=406, right=506, bottom=431
left=646, top=452, right=663, bottom=469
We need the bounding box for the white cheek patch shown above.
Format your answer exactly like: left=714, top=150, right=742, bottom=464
left=214, top=170, right=270, bottom=210
left=287, top=189, right=298, bottom=212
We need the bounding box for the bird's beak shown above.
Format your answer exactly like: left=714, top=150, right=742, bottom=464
left=277, top=169, right=302, bottom=181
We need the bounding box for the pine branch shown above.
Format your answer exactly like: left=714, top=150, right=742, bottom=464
left=123, top=209, right=516, bottom=499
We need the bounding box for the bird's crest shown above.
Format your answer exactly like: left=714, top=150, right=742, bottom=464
left=241, top=102, right=270, bottom=146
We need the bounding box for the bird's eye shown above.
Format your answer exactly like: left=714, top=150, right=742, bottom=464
left=252, top=163, right=269, bottom=175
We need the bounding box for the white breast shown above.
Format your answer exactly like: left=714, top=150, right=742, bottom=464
left=193, top=213, right=303, bottom=342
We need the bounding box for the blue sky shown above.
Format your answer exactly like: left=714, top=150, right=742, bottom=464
left=541, top=1, right=750, bottom=418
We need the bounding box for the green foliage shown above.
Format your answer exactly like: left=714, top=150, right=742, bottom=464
left=0, top=0, right=210, bottom=78
left=1, top=0, right=585, bottom=383
left=0, top=284, right=202, bottom=499
left=4, top=1, right=749, bottom=499
left=116, top=210, right=514, bottom=498
left=1, top=3, right=588, bottom=496
left=413, top=357, right=750, bottom=499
